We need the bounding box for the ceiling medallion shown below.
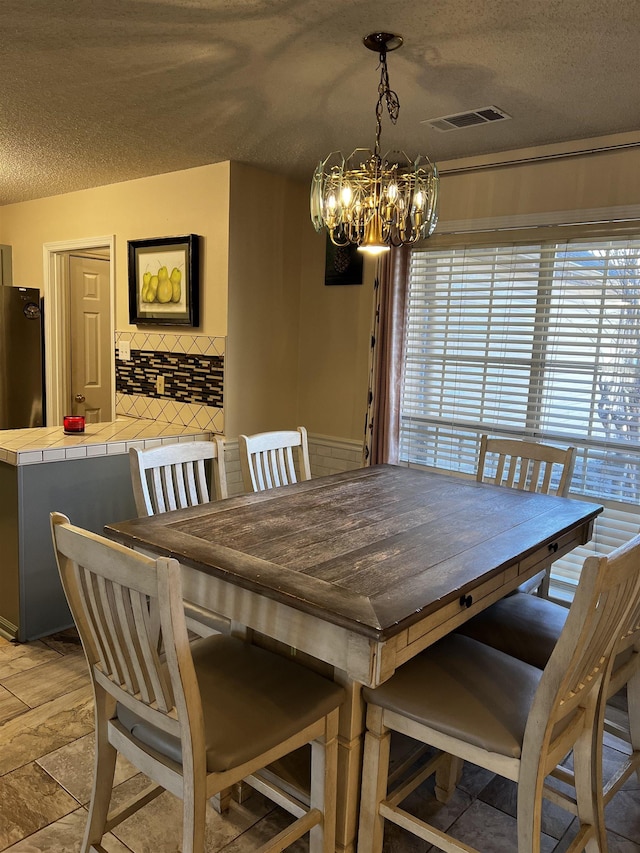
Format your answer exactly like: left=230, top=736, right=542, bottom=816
left=310, top=32, right=439, bottom=255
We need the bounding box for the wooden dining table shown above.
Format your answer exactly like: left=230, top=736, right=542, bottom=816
left=106, top=463, right=602, bottom=853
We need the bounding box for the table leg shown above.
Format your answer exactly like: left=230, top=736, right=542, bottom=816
left=333, top=671, right=366, bottom=853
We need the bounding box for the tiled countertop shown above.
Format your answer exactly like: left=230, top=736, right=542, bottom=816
left=0, top=418, right=212, bottom=466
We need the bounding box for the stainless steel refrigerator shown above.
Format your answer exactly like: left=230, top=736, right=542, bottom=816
left=0, top=286, right=44, bottom=429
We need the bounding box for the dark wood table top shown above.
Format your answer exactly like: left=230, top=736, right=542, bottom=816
left=106, top=464, right=602, bottom=641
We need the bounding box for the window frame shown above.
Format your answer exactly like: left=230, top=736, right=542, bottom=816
left=401, top=224, right=640, bottom=596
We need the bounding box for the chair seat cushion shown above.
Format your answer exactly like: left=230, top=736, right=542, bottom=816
left=457, top=591, right=567, bottom=669
left=117, top=635, right=344, bottom=774
left=363, top=634, right=542, bottom=758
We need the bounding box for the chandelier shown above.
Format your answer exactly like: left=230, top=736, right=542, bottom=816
left=310, top=32, right=439, bottom=255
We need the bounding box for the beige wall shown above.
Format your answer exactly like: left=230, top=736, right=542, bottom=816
left=224, top=160, right=376, bottom=440
left=297, top=222, right=375, bottom=441
left=225, top=163, right=306, bottom=436
left=0, top=157, right=374, bottom=441
left=436, top=142, right=640, bottom=224
left=0, top=162, right=231, bottom=335
left=1, top=139, right=638, bottom=446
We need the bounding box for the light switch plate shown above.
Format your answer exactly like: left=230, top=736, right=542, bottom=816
left=118, top=341, right=131, bottom=361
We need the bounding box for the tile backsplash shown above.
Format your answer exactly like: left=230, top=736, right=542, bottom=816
left=113, top=333, right=366, bottom=485
left=115, top=331, right=224, bottom=434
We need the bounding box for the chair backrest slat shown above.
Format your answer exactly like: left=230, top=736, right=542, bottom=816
left=113, top=581, right=148, bottom=700
left=189, top=459, right=207, bottom=505
left=129, top=589, right=173, bottom=711
left=495, top=455, right=508, bottom=486
left=80, top=568, right=124, bottom=685
left=268, top=447, right=288, bottom=488
left=172, top=462, right=189, bottom=509
left=161, top=465, right=179, bottom=512
left=151, top=467, right=168, bottom=514
left=97, top=573, right=136, bottom=693
left=477, top=435, right=576, bottom=497
left=538, top=460, right=553, bottom=493
left=239, top=427, right=311, bottom=493
left=130, top=439, right=227, bottom=518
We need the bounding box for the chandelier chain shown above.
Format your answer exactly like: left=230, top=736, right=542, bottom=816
left=374, top=50, right=400, bottom=158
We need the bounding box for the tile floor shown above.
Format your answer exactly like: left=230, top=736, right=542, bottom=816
left=0, top=630, right=638, bottom=853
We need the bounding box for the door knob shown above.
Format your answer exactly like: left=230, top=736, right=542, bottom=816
left=74, top=394, right=86, bottom=403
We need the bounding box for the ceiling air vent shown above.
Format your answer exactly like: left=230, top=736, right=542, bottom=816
left=424, top=106, right=511, bottom=132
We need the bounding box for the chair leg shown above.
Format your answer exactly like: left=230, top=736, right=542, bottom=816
left=309, top=710, right=339, bottom=853
left=435, top=754, right=463, bottom=803
left=357, top=707, right=390, bottom=853
left=516, top=763, right=545, bottom=853
left=572, top=703, right=604, bottom=853
left=182, top=779, right=207, bottom=853
left=628, top=659, right=640, bottom=784
left=82, top=689, right=117, bottom=853
left=181, top=743, right=208, bottom=853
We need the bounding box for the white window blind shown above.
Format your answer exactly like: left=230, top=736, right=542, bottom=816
left=401, top=235, right=640, bottom=593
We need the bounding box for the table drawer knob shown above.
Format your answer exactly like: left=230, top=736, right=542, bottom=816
left=460, top=594, right=473, bottom=609
left=548, top=542, right=559, bottom=553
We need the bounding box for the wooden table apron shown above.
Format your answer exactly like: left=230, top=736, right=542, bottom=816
left=106, top=464, right=602, bottom=853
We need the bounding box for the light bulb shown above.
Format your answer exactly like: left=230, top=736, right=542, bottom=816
left=358, top=244, right=391, bottom=255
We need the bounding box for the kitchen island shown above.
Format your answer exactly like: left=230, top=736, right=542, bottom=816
left=0, top=418, right=212, bottom=641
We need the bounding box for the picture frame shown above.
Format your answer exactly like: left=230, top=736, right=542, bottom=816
left=128, top=234, right=200, bottom=326
left=324, top=236, right=363, bottom=286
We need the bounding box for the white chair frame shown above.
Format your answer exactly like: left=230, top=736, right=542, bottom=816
left=129, top=439, right=229, bottom=638
left=477, top=435, right=576, bottom=497
left=238, top=426, right=311, bottom=493
left=129, top=439, right=227, bottom=517
left=50, top=512, right=341, bottom=853
left=464, top=569, right=640, bottom=813
left=477, top=435, right=576, bottom=596
left=357, top=534, right=640, bottom=853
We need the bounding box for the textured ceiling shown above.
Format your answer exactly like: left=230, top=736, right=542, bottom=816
left=0, top=0, right=638, bottom=205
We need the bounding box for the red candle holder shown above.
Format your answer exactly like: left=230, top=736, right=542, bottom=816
left=63, top=415, right=85, bottom=435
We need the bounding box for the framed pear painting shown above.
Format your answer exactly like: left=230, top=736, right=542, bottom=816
left=128, top=234, right=200, bottom=326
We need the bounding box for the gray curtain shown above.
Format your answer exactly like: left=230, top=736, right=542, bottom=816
left=363, top=245, right=411, bottom=466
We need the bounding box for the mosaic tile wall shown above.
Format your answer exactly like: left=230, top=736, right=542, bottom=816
left=115, top=331, right=225, bottom=434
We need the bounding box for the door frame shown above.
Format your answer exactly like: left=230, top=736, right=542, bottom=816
left=43, top=235, right=116, bottom=426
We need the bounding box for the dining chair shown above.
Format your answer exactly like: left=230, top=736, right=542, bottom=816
left=459, top=543, right=640, bottom=811
left=477, top=435, right=576, bottom=496
left=357, top=534, right=640, bottom=853
left=477, top=435, right=577, bottom=596
left=129, top=439, right=228, bottom=516
left=50, top=511, right=344, bottom=853
left=238, top=426, right=311, bottom=492
left=129, top=439, right=229, bottom=637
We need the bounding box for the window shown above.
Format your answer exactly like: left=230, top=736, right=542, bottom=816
left=401, top=234, right=640, bottom=594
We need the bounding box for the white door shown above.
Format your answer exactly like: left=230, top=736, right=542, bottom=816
left=69, top=255, right=113, bottom=423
